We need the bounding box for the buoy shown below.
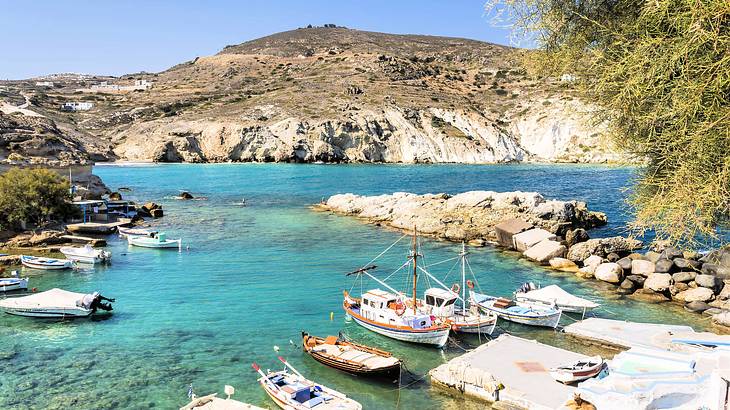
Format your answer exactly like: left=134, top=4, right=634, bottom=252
left=32, top=287, right=37, bottom=292
left=273, top=345, right=280, bottom=352
left=330, top=312, right=334, bottom=321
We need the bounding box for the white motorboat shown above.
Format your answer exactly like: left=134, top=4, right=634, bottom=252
left=470, top=291, right=562, bottom=328
left=60, top=245, right=111, bottom=264
left=342, top=229, right=451, bottom=348
left=20, top=255, right=72, bottom=270
left=0, top=288, right=114, bottom=318
left=0, top=271, right=28, bottom=292
left=549, top=356, right=604, bottom=384
left=181, top=385, right=263, bottom=410
left=515, top=283, right=599, bottom=314
left=128, top=232, right=181, bottom=249
left=421, top=243, right=498, bottom=335
left=118, top=226, right=158, bottom=238
left=253, top=357, right=362, bottom=410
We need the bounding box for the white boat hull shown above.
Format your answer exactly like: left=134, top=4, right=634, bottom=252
left=60, top=247, right=111, bottom=264
left=128, top=237, right=181, bottom=249
left=20, top=256, right=72, bottom=270
left=350, top=314, right=451, bottom=347
left=516, top=299, right=592, bottom=314
left=451, top=317, right=497, bottom=334
left=1, top=307, right=91, bottom=318
left=483, top=306, right=562, bottom=328
left=0, top=278, right=28, bottom=292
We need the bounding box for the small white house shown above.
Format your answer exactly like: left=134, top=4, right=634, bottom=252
left=560, top=73, right=577, bottom=82
left=132, top=79, right=152, bottom=90
left=35, top=81, right=54, bottom=87
left=61, top=102, right=93, bottom=111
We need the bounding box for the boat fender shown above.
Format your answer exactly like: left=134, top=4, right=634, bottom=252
left=395, top=301, right=406, bottom=316
left=466, top=280, right=474, bottom=289
left=451, top=283, right=460, bottom=293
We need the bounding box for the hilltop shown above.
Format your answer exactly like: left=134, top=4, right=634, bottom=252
left=0, top=27, right=621, bottom=164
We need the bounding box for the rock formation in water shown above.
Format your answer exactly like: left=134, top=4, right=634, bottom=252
left=1, top=27, right=624, bottom=164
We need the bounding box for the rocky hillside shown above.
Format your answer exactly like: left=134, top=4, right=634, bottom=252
left=1, top=27, right=622, bottom=164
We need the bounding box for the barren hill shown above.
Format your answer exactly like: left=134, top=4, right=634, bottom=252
left=0, top=27, right=620, bottom=165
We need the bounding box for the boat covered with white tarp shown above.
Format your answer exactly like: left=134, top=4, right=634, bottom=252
left=60, top=245, right=111, bottom=264
left=515, top=284, right=599, bottom=314
left=0, top=288, right=114, bottom=318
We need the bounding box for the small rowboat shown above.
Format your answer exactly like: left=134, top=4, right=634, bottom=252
left=20, top=255, right=73, bottom=270
left=0, top=274, right=28, bottom=292
left=60, top=245, right=111, bottom=264
left=118, top=226, right=158, bottom=238
left=302, top=332, right=401, bottom=378
left=549, top=356, right=604, bottom=384
left=253, top=357, right=362, bottom=410
left=128, top=232, right=181, bottom=250
left=515, top=284, right=599, bottom=314
left=180, top=385, right=264, bottom=410
left=470, top=291, right=562, bottom=328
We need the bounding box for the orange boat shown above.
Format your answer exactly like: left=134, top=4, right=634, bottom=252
left=302, top=332, right=401, bottom=378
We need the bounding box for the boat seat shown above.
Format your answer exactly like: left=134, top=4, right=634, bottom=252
left=324, top=336, right=338, bottom=345
left=493, top=298, right=513, bottom=309
left=302, top=396, right=324, bottom=408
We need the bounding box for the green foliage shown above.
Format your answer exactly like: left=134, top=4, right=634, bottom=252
left=488, top=0, right=730, bottom=246
left=0, top=168, right=78, bottom=230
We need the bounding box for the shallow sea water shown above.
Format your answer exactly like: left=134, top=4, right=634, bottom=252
left=0, top=163, right=709, bottom=409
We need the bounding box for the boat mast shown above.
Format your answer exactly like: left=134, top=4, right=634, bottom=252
left=461, top=242, right=467, bottom=315
left=411, top=226, right=418, bottom=314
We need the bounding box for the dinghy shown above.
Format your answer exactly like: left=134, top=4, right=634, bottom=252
left=342, top=228, right=451, bottom=347
left=128, top=232, right=181, bottom=249
left=60, top=245, right=111, bottom=264
left=118, top=226, right=158, bottom=238
left=515, top=283, right=599, bottom=314
left=180, top=385, right=264, bottom=410
left=0, top=271, right=28, bottom=292
left=549, top=356, right=604, bottom=384
left=470, top=290, right=562, bottom=328
left=20, top=255, right=72, bottom=270
left=301, top=332, right=401, bottom=378
left=253, top=357, right=362, bottom=410
left=0, top=288, right=114, bottom=318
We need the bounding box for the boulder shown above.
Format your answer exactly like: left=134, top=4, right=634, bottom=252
left=468, top=239, right=486, bottom=247
left=644, top=273, right=672, bottom=292
left=644, top=251, right=662, bottom=263
left=513, top=228, right=556, bottom=252
left=617, top=257, right=633, bottom=271
left=109, top=191, right=123, bottom=201
left=695, top=274, right=718, bottom=289
left=679, top=288, right=714, bottom=303
left=700, top=247, right=730, bottom=266
left=672, top=271, right=697, bottom=283
left=712, top=311, right=730, bottom=327
left=661, top=247, right=683, bottom=260
left=718, top=283, right=730, bottom=300
left=151, top=208, right=164, bottom=218
left=583, top=255, right=604, bottom=273
left=566, top=237, right=643, bottom=262
left=549, top=257, right=579, bottom=272
left=684, top=300, right=711, bottom=313
left=701, top=263, right=730, bottom=278
left=594, top=263, right=623, bottom=284
left=523, top=239, right=566, bottom=264
left=628, top=253, right=643, bottom=260
left=494, top=218, right=533, bottom=249
left=619, top=279, right=636, bottom=291
left=28, top=230, right=68, bottom=246
left=683, top=250, right=701, bottom=260
left=626, top=274, right=646, bottom=287
left=703, top=307, right=723, bottom=316
left=631, top=259, right=655, bottom=277
left=565, top=228, right=589, bottom=247
left=178, top=191, right=194, bottom=200
left=576, top=267, right=595, bottom=279
left=671, top=282, right=690, bottom=294
left=630, top=288, right=670, bottom=303
left=654, top=259, right=675, bottom=273
left=606, top=252, right=620, bottom=262
left=673, top=258, right=702, bottom=271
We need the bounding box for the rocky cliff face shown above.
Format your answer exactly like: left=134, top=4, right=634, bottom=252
left=2, top=27, right=624, bottom=164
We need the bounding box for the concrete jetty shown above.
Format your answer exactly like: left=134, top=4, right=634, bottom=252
left=429, top=334, right=587, bottom=409
left=564, top=317, right=730, bottom=351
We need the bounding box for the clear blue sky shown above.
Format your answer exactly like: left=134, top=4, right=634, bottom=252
left=0, top=1, right=513, bottom=80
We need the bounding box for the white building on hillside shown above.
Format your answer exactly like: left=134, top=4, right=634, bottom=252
left=60, top=102, right=93, bottom=111
left=35, top=81, right=54, bottom=87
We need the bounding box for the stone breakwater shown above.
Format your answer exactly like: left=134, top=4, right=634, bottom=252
left=316, top=191, right=730, bottom=325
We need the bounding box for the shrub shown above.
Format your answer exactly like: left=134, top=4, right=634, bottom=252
left=0, top=168, right=79, bottom=230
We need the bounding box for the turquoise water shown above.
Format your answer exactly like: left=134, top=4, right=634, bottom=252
left=0, top=164, right=707, bottom=409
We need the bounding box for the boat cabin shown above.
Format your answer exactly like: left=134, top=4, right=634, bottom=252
left=359, top=289, right=436, bottom=328
left=361, top=289, right=398, bottom=311
left=424, top=288, right=458, bottom=317
left=270, top=374, right=331, bottom=408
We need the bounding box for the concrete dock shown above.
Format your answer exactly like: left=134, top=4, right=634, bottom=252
left=564, top=317, right=730, bottom=351
left=430, top=334, right=587, bottom=410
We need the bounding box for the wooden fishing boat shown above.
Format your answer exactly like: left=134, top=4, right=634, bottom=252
left=470, top=291, right=562, bottom=328
left=128, top=232, right=181, bottom=249
left=0, top=288, right=114, bottom=318
left=342, top=228, right=451, bottom=348
left=60, top=245, right=111, bottom=264
left=180, top=385, right=263, bottom=410
left=549, top=356, right=604, bottom=384
left=301, top=332, right=401, bottom=377
left=20, top=255, right=73, bottom=270
left=253, top=357, right=362, bottom=410
left=515, top=283, right=599, bottom=314
left=0, top=272, right=28, bottom=292
left=118, top=226, right=158, bottom=238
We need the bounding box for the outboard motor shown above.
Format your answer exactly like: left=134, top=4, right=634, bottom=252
left=89, top=293, right=115, bottom=312
left=517, top=282, right=538, bottom=294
